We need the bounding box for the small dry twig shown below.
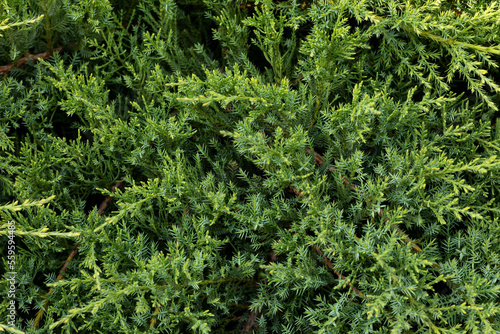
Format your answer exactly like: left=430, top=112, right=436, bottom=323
left=0, top=46, right=64, bottom=75
left=312, top=245, right=365, bottom=298
left=242, top=309, right=260, bottom=333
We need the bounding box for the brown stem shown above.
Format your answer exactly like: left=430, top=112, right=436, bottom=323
left=312, top=244, right=365, bottom=298
left=0, top=46, right=63, bottom=75
left=289, top=186, right=306, bottom=198
left=97, top=181, right=124, bottom=216
left=242, top=309, right=260, bottom=333
left=305, top=147, right=353, bottom=189
left=150, top=306, right=160, bottom=328
left=239, top=250, right=277, bottom=331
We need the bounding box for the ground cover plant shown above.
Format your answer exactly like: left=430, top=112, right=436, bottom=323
left=1, top=0, right=500, bottom=333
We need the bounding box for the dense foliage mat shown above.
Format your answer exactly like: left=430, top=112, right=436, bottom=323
left=1, top=0, right=500, bottom=333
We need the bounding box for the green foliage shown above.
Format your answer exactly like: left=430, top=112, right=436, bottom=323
left=1, top=0, right=500, bottom=333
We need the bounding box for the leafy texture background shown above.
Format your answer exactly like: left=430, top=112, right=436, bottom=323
left=1, top=0, right=500, bottom=333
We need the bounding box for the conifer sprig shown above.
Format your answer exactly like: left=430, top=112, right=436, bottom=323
left=0, top=15, right=44, bottom=37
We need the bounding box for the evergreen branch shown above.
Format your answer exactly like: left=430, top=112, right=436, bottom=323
left=32, top=180, right=124, bottom=329
left=271, top=146, right=365, bottom=299
left=176, top=93, right=266, bottom=105
left=93, top=197, right=149, bottom=233
left=0, top=227, right=79, bottom=238
left=305, top=147, right=424, bottom=253
left=306, top=146, right=449, bottom=302
left=366, top=13, right=500, bottom=55
left=305, top=147, right=447, bottom=290
left=222, top=136, right=366, bottom=302
left=149, top=277, right=256, bottom=329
